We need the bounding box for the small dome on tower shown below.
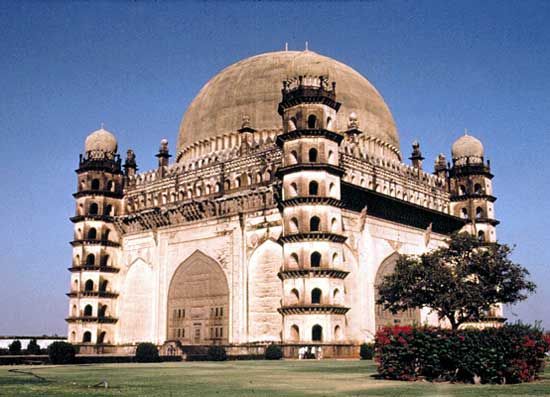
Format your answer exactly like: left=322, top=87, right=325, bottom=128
left=451, top=133, right=484, bottom=160
left=85, top=127, right=118, bottom=153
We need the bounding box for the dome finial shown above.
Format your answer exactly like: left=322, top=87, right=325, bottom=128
left=285, top=42, right=288, bottom=51
left=305, top=41, right=309, bottom=51
left=464, top=127, right=468, bottom=136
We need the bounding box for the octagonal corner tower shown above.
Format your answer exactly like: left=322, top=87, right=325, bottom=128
left=176, top=50, right=401, bottom=162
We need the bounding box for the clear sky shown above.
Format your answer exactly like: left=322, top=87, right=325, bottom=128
left=0, top=1, right=548, bottom=335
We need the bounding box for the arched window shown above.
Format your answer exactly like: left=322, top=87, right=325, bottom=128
left=289, top=150, right=298, bottom=165
left=326, top=117, right=332, bottom=129
left=102, top=229, right=110, bottom=241
left=70, top=331, right=76, bottom=342
left=459, top=185, right=466, bottom=195
left=104, top=204, right=113, bottom=216
left=312, top=325, right=323, bottom=342
left=100, top=255, right=109, bottom=267
left=82, top=331, right=92, bottom=343
left=99, top=280, right=108, bottom=292
left=84, top=305, right=93, bottom=316
left=307, top=115, right=317, bottom=129
left=289, top=182, right=298, bottom=197
left=328, top=150, right=334, bottom=163
left=332, top=252, right=339, bottom=267
left=461, top=208, right=468, bottom=219
left=309, top=181, right=319, bottom=196
left=84, top=279, right=94, bottom=291
left=329, top=182, right=335, bottom=196
left=290, top=288, right=300, bottom=305
left=86, top=254, right=95, bottom=267
left=224, top=179, right=231, bottom=191
left=334, top=325, right=342, bottom=341
left=89, top=203, right=99, bottom=215
left=107, top=180, right=114, bottom=192
left=91, top=179, right=100, bottom=190
left=476, top=207, right=483, bottom=219
left=333, top=288, right=341, bottom=305
left=474, top=183, right=482, bottom=194
left=331, top=218, right=338, bottom=233
left=87, top=228, right=97, bottom=239
left=97, top=331, right=106, bottom=344
left=311, top=288, right=322, bottom=304
left=478, top=230, right=485, bottom=242
left=289, top=253, right=299, bottom=268
left=311, top=252, right=321, bottom=268
left=308, top=148, right=318, bottom=162
left=310, top=216, right=320, bottom=232
left=290, top=325, right=300, bottom=341
left=98, top=305, right=107, bottom=318
left=289, top=217, right=299, bottom=233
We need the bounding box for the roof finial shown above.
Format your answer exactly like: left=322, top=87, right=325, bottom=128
left=464, top=128, right=468, bottom=136
left=285, top=42, right=288, bottom=51
left=101, top=122, right=105, bottom=130
left=305, top=41, right=309, bottom=51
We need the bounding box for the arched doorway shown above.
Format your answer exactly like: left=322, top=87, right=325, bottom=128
left=375, top=252, right=420, bottom=330
left=167, top=250, right=229, bottom=345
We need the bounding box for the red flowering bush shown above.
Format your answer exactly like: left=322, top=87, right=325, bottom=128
left=375, top=323, right=549, bottom=384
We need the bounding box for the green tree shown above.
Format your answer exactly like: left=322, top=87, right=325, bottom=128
left=8, top=340, right=22, bottom=355
left=376, top=233, right=536, bottom=330
left=26, top=339, right=41, bottom=355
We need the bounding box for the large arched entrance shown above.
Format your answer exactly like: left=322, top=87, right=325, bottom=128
left=167, top=250, right=229, bottom=345
left=375, top=252, right=420, bottom=330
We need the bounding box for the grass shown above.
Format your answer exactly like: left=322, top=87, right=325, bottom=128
left=0, top=360, right=549, bottom=397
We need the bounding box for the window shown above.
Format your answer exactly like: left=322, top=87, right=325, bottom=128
left=459, top=185, right=466, bottom=195
left=99, top=280, right=108, bottom=292
left=311, top=288, right=322, bottom=304
left=311, top=252, right=321, bottom=267
left=289, top=217, right=299, bottom=233
left=331, top=218, right=338, bottom=232
left=289, top=182, right=298, bottom=197
left=98, top=305, right=107, bottom=318
left=474, top=183, right=483, bottom=194
left=309, top=181, right=319, bottom=196
left=308, top=148, right=318, bottom=162
left=290, top=325, right=300, bottom=341
left=87, top=228, right=97, bottom=239
left=312, top=325, right=323, bottom=342
left=107, top=180, right=114, bottom=192
left=307, top=115, right=317, bottom=129
left=89, top=203, right=99, bottom=215
left=289, top=253, right=299, bottom=268
left=310, top=216, right=320, bottom=232
left=478, top=230, right=485, bottom=242
left=290, top=288, right=300, bottom=304
left=98, top=331, right=106, bottom=344
left=476, top=207, right=483, bottom=219
left=84, top=305, right=93, bottom=316
left=84, top=280, right=94, bottom=291
left=91, top=179, right=100, bottom=190
left=100, top=255, right=109, bottom=267
left=289, top=150, right=298, bottom=165
left=334, top=325, right=342, bottom=341
left=104, top=204, right=113, bottom=216
left=333, top=288, right=341, bottom=304
left=82, top=331, right=92, bottom=343
left=461, top=208, right=468, bottom=219
left=86, top=254, right=95, bottom=267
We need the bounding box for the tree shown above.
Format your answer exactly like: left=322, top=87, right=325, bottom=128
left=26, top=339, right=41, bottom=355
left=376, top=233, right=536, bottom=330
left=135, top=342, right=160, bottom=363
left=48, top=342, right=76, bottom=364
left=8, top=340, right=22, bottom=355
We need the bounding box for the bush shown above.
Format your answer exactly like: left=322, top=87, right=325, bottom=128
left=8, top=340, right=22, bottom=355
left=264, top=344, right=283, bottom=360
left=375, top=323, right=550, bottom=384
left=359, top=343, right=374, bottom=360
left=207, top=345, right=227, bottom=361
left=48, top=342, right=76, bottom=364
left=135, top=343, right=160, bottom=363
left=26, top=339, right=41, bottom=355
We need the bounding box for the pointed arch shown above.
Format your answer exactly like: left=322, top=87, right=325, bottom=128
left=375, top=252, right=420, bottom=330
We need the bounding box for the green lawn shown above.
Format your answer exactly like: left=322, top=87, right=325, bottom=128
left=0, top=360, right=549, bottom=397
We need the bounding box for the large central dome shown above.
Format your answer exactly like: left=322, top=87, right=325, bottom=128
left=177, top=50, right=400, bottom=159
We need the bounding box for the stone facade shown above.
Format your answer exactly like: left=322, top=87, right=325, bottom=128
left=66, top=50, right=502, bottom=355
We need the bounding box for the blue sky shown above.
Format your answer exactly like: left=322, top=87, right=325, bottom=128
left=0, top=1, right=548, bottom=335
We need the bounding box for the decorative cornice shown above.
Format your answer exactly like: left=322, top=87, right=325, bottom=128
left=73, top=190, right=123, bottom=199
left=66, top=291, right=119, bottom=298
left=276, top=163, right=345, bottom=177
left=277, top=305, right=349, bottom=315
left=70, top=239, right=120, bottom=247
left=279, top=232, right=347, bottom=244
left=70, top=215, right=115, bottom=223
left=68, top=266, right=120, bottom=274
left=65, top=316, right=118, bottom=324
left=277, top=269, right=349, bottom=280
left=276, top=129, right=344, bottom=146
left=450, top=194, right=497, bottom=203
left=281, top=197, right=344, bottom=208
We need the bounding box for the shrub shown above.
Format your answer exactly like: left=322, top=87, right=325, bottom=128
left=8, top=340, right=22, bottom=355
left=375, top=323, right=550, bottom=384
left=207, top=345, right=227, bottom=361
left=26, top=339, right=42, bottom=355
left=264, top=344, right=283, bottom=360
left=135, top=343, right=160, bottom=363
left=48, top=342, right=76, bottom=364
left=359, top=343, right=375, bottom=360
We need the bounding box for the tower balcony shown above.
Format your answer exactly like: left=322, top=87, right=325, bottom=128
left=70, top=239, right=120, bottom=248
left=278, top=77, right=341, bottom=114
left=276, top=163, right=345, bottom=178
left=66, top=291, right=119, bottom=299
left=279, top=232, right=347, bottom=244
left=65, top=316, right=118, bottom=324
left=73, top=190, right=123, bottom=199
left=276, top=128, right=344, bottom=146
left=70, top=214, right=115, bottom=223
left=281, top=196, right=343, bottom=208
left=278, top=268, right=349, bottom=280
left=277, top=305, right=349, bottom=316
left=68, top=265, right=120, bottom=273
